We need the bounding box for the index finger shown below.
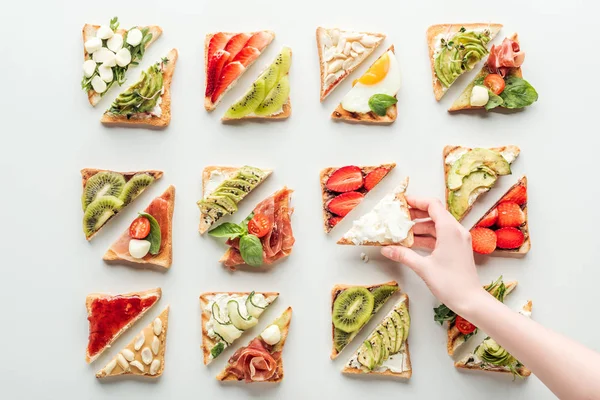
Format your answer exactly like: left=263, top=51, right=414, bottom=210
left=405, top=196, right=451, bottom=223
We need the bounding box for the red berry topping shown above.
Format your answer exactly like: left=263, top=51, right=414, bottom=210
left=495, top=227, right=525, bottom=249
left=326, top=166, right=363, bottom=193
left=477, top=208, right=498, bottom=228
left=223, top=33, right=252, bottom=62
left=364, top=167, right=390, bottom=191
left=501, top=184, right=527, bottom=206
left=327, top=192, right=364, bottom=217
left=205, top=49, right=230, bottom=97
left=470, top=227, right=497, bottom=254
left=328, top=216, right=343, bottom=228
left=496, top=202, right=525, bottom=228
left=211, top=62, right=245, bottom=103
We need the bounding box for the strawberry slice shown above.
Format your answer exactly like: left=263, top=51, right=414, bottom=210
left=207, top=32, right=232, bottom=60
left=232, top=46, right=261, bottom=67
left=328, top=216, right=343, bottom=228
left=364, top=167, right=390, bottom=191
left=470, top=227, right=497, bottom=254
left=501, top=184, right=527, bottom=206
left=246, top=31, right=274, bottom=51
left=211, top=62, right=245, bottom=104
left=495, top=227, right=525, bottom=249
left=326, top=166, right=363, bottom=193
left=327, top=192, right=364, bottom=217
left=205, top=50, right=230, bottom=97
left=224, top=33, right=252, bottom=62
left=496, top=202, right=525, bottom=228
left=477, top=208, right=498, bottom=228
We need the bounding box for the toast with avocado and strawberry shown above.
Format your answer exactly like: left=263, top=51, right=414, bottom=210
left=320, top=163, right=396, bottom=233
left=434, top=276, right=517, bottom=356
left=205, top=31, right=275, bottom=111
left=443, top=145, right=520, bottom=221
left=455, top=301, right=532, bottom=377
left=427, top=23, right=502, bottom=101
left=470, top=176, right=530, bottom=255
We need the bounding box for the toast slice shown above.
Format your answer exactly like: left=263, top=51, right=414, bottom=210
left=443, top=145, right=520, bottom=221
left=331, top=281, right=399, bottom=359
left=427, top=23, right=502, bottom=101
left=198, top=166, right=272, bottom=234
left=200, top=291, right=279, bottom=365
left=101, top=49, right=178, bottom=128
left=103, top=185, right=175, bottom=269
left=82, top=19, right=162, bottom=106
left=337, top=177, right=414, bottom=246
left=317, top=27, right=386, bottom=101
left=81, top=168, right=163, bottom=241
left=321, top=163, right=396, bottom=233
left=342, top=293, right=411, bottom=379
left=455, top=301, right=532, bottom=377
left=331, top=46, right=399, bottom=124
left=204, top=31, right=275, bottom=111
left=96, top=306, right=169, bottom=378
left=86, top=288, right=161, bottom=363
left=217, top=307, right=292, bottom=382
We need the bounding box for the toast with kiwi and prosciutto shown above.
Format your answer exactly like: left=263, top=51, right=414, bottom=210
left=103, top=185, right=175, bottom=269
left=321, top=163, right=395, bottom=233
left=205, top=31, right=275, bottom=111
left=81, top=168, right=163, bottom=240
left=331, top=281, right=399, bottom=359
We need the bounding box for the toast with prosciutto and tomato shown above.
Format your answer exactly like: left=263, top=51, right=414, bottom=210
left=85, top=288, right=161, bottom=363
left=216, top=307, right=292, bottom=383
left=103, top=185, right=175, bottom=269
left=205, top=31, right=275, bottom=111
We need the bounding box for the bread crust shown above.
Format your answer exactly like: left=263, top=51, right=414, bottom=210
left=426, top=23, right=502, bottom=101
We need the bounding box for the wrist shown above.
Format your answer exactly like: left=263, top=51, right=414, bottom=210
left=451, top=287, right=491, bottom=319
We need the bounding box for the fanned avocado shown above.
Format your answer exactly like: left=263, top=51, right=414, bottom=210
left=213, top=186, right=246, bottom=202
left=198, top=202, right=228, bottom=222
left=396, top=302, right=410, bottom=343
left=202, top=195, right=238, bottom=214
left=237, top=166, right=268, bottom=185
left=476, top=337, right=515, bottom=366
left=447, top=148, right=510, bottom=190
left=107, top=60, right=165, bottom=116
left=448, top=170, right=497, bottom=220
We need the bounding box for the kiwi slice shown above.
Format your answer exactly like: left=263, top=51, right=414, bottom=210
left=224, top=80, right=266, bottom=119
left=254, top=76, right=290, bottom=116
left=258, top=64, right=280, bottom=94
left=334, top=328, right=352, bottom=352
left=119, top=173, right=155, bottom=206
left=83, top=196, right=124, bottom=237
left=332, top=287, right=375, bottom=333
left=371, top=285, right=399, bottom=312
left=82, top=171, right=126, bottom=211
left=275, top=47, right=292, bottom=79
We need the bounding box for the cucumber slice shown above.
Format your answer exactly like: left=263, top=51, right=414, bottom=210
left=357, top=341, right=375, bottom=370
left=245, top=291, right=267, bottom=319
left=212, top=320, right=242, bottom=344
left=211, top=302, right=229, bottom=324
left=227, top=300, right=258, bottom=330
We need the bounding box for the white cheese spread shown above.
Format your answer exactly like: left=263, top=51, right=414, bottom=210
left=445, top=148, right=469, bottom=166
left=204, top=170, right=229, bottom=197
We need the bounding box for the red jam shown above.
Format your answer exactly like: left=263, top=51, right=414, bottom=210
left=87, top=295, right=158, bottom=357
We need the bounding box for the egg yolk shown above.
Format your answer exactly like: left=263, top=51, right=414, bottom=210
left=357, top=53, right=390, bottom=85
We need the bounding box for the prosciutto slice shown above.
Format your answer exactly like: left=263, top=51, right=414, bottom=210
left=487, top=38, right=525, bottom=77
left=225, top=338, right=280, bottom=382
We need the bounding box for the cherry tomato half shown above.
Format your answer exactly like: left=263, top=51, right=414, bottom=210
left=247, top=213, right=272, bottom=238
left=483, top=74, right=506, bottom=95
left=455, top=315, right=477, bottom=335
left=129, top=216, right=151, bottom=239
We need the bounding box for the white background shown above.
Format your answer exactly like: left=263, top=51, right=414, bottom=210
left=1, top=0, right=596, bottom=398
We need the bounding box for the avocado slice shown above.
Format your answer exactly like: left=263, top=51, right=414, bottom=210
left=198, top=201, right=229, bottom=221
left=213, top=186, right=246, bottom=202
left=447, top=148, right=510, bottom=190
left=203, top=195, right=238, bottom=214
left=434, top=30, right=490, bottom=88
left=357, top=341, right=376, bottom=370
left=237, top=166, right=267, bottom=185
left=397, top=303, right=410, bottom=344
left=377, top=328, right=391, bottom=362
left=476, top=337, right=516, bottom=367
left=369, top=334, right=383, bottom=366
left=448, top=169, right=497, bottom=220
left=390, top=312, right=405, bottom=353
left=223, top=178, right=254, bottom=193
left=385, top=319, right=398, bottom=355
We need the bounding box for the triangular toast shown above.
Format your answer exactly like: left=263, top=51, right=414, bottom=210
left=200, top=291, right=279, bottom=365
left=443, top=145, right=520, bottom=221
left=103, top=185, right=175, bottom=269
left=317, top=27, right=386, bottom=101
left=82, top=20, right=162, bottom=106
left=216, top=307, right=292, bottom=382
left=455, top=301, right=532, bottom=377
left=337, top=177, right=414, bottom=246
left=320, top=163, right=396, bottom=233
left=81, top=168, right=163, bottom=240
left=101, top=49, right=178, bottom=128
left=204, top=31, right=275, bottom=111
left=342, top=293, right=412, bottom=379
left=331, top=45, right=399, bottom=124
left=198, top=166, right=272, bottom=234
left=96, top=306, right=170, bottom=378
left=86, top=288, right=161, bottom=363
left=426, top=23, right=502, bottom=101
left=331, top=281, right=399, bottom=359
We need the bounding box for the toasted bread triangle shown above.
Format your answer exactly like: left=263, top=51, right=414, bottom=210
left=216, top=307, right=292, bottom=382
left=103, top=185, right=175, bottom=269
left=96, top=306, right=170, bottom=378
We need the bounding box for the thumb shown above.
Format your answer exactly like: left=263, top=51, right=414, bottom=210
left=381, top=246, right=427, bottom=275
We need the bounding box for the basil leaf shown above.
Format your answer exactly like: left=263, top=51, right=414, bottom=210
left=239, top=234, right=264, bottom=267
left=433, top=304, right=456, bottom=325
left=210, top=342, right=225, bottom=358
left=499, top=76, right=538, bottom=109
left=485, top=89, right=504, bottom=110
left=208, top=222, right=245, bottom=239
left=368, top=94, right=398, bottom=116
left=138, top=212, right=161, bottom=255
left=473, top=75, right=485, bottom=86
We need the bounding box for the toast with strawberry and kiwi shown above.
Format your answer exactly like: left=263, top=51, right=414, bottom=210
left=223, top=47, right=292, bottom=121
left=216, top=307, right=292, bottom=382
left=103, top=185, right=175, bottom=269
left=200, top=291, right=279, bottom=365
left=449, top=34, right=538, bottom=112
left=101, top=49, right=178, bottom=128
left=82, top=17, right=162, bottom=106
left=197, top=166, right=272, bottom=234
left=443, top=145, right=520, bottom=221
left=470, top=176, right=530, bottom=255
left=96, top=306, right=169, bottom=378
left=81, top=169, right=163, bottom=240
left=317, top=27, right=386, bottom=101
left=337, top=177, right=414, bottom=247
left=205, top=31, right=275, bottom=111
left=86, top=288, right=161, bottom=363
left=433, top=276, right=516, bottom=356
left=455, top=301, right=532, bottom=377
left=331, top=281, right=399, bottom=359
left=331, top=46, right=400, bottom=124
left=427, top=23, right=502, bottom=101
left=320, top=163, right=395, bottom=232
left=342, top=294, right=411, bottom=379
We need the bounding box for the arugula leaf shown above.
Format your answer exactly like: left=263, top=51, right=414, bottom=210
left=210, top=342, right=225, bottom=358
left=499, top=76, right=538, bottom=109
left=433, top=304, right=456, bottom=325
left=109, top=16, right=119, bottom=32
left=138, top=212, right=161, bottom=255
left=208, top=222, right=246, bottom=239
left=485, top=89, right=504, bottom=110
left=368, top=94, right=398, bottom=116
left=239, top=234, right=264, bottom=267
